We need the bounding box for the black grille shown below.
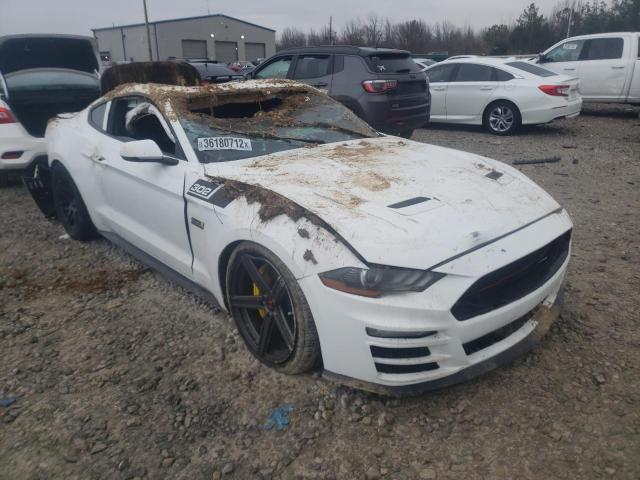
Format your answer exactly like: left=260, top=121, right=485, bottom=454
left=370, top=345, right=431, bottom=359
left=462, top=311, right=533, bottom=356
left=452, top=230, right=570, bottom=321
left=375, top=362, right=439, bottom=374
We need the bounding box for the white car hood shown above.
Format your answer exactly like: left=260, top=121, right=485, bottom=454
left=205, top=136, right=561, bottom=269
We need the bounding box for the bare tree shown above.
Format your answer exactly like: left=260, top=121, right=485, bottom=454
left=277, top=27, right=307, bottom=50
left=363, top=13, right=385, bottom=47
left=340, top=19, right=365, bottom=45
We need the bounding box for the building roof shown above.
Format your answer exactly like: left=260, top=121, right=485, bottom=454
left=92, top=13, right=275, bottom=33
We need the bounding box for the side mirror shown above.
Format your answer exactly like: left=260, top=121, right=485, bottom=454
left=120, top=140, right=178, bottom=165
left=537, top=53, right=548, bottom=63
left=243, top=71, right=253, bottom=80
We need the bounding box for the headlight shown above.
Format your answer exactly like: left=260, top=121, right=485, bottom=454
left=318, top=267, right=444, bottom=298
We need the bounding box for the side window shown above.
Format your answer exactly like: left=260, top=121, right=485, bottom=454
left=254, top=57, right=292, bottom=79
left=580, top=38, right=624, bottom=60
left=293, top=55, right=330, bottom=79
left=426, top=64, right=456, bottom=83
left=494, top=68, right=514, bottom=81
left=546, top=40, right=585, bottom=62
left=89, top=103, right=107, bottom=130
left=108, top=97, right=177, bottom=156
left=333, top=55, right=345, bottom=74
left=453, top=64, right=494, bottom=82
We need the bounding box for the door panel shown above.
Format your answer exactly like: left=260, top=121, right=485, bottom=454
left=445, top=64, right=498, bottom=123
left=577, top=37, right=627, bottom=99
left=425, top=63, right=456, bottom=120
left=540, top=39, right=585, bottom=78
left=99, top=96, right=195, bottom=277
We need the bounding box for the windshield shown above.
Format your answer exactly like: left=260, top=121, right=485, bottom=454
left=178, top=91, right=379, bottom=163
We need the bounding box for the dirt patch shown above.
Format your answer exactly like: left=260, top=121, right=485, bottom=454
left=297, top=228, right=310, bottom=239
left=302, top=250, right=318, bottom=265
left=352, top=172, right=391, bottom=191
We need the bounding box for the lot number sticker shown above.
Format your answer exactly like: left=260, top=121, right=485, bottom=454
left=198, top=137, right=252, bottom=151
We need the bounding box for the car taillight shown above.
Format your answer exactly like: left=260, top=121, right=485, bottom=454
left=539, top=84, right=570, bottom=97
left=0, top=106, right=16, bottom=124
left=362, top=79, right=398, bottom=93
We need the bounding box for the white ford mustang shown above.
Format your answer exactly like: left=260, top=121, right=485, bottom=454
left=26, top=79, right=573, bottom=395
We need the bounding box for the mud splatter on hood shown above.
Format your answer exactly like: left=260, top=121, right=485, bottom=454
left=205, top=136, right=562, bottom=269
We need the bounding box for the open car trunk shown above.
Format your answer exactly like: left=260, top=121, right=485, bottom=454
left=0, top=35, right=101, bottom=137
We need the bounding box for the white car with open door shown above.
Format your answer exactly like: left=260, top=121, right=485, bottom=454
left=425, top=57, right=582, bottom=134
left=26, top=73, right=573, bottom=395
left=0, top=34, right=101, bottom=186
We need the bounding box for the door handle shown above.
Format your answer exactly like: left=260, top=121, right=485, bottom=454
left=94, top=155, right=106, bottom=162
left=563, top=67, right=576, bottom=71
left=313, top=82, right=328, bottom=87
left=432, top=86, right=446, bottom=91
left=611, top=66, right=625, bottom=70
left=479, top=86, right=494, bottom=91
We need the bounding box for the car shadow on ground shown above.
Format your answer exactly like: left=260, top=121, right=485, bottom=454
left=421, top=122, right=569, bottom=137
left=581, top=103, right=640, bottom=118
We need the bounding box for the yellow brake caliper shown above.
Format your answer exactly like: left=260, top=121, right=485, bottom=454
left=253, top=265, right=269, bottom=319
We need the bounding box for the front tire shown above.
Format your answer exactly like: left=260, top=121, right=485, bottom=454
left=483, top=101, right=521, bottom=135
left=225, top=242, right=321, bottom=374
left=51, top=162, right=96, bottom=241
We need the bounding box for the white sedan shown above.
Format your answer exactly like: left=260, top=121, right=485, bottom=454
left=425, top=57, right=582, bottom=134
left=26, top=78, right=573, bottom=395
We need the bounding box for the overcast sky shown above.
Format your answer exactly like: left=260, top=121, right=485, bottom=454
left=0, top=0, right=564, bottom=36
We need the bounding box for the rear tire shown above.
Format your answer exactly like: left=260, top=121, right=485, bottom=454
left=483, top=101, right=521, bottom=135
left=225, top=242, right=321, bottom=374
left=0, top=172, right=9, bottom=188
left=399, top=129, right=414, bottom=139
left=51, top=162, right=96, bottom=241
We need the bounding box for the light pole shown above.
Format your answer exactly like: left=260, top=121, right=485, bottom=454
left=143, top=0, right=153, bottom=61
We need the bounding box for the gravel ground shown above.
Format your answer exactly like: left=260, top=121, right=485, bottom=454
left=1, top=104, right=639, bottom=480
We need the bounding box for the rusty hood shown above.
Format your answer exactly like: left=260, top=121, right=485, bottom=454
left=205, top=136, right=562, bottom=269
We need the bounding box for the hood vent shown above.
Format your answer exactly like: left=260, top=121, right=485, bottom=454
left=387, top=196, right=431, bottom=209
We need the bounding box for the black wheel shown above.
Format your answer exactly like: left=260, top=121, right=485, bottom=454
left=483, top=101, right=521, bottom=135
left=0, top=171, right=9, bottom=188
left=51, top=162, right=96, bottom=241
left=225, top=242, right=321, bottom=374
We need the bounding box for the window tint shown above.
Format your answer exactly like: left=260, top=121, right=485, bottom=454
left=546, top=40, right=585, bottom=62
left=366, top=54, right=420, bottom=73
left=108, top=97, right=176, bottom=155
left=453, top=64, right=494, bottom=82
left=89, top=102, right=107, bottom=129
left=581, top=38, right=624, bottom=60
left=293, top=55, right=330, bottom=79
left=494, top=68, right=514, bottom=81
left=426, top=64, right=456, bottom=83
left=254, top=57, right=292, bottom=79
left=506, top=61, right=557, bottom=77
left=333, top=55, right=345, bottom=74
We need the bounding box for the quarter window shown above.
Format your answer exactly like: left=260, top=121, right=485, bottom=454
left=493, top=68, right=514, bottom=81
left=254, top=57, right=292, bottom=79
left=293, top=55, right=330, bottom=79
left=580, top=38, right=624, bottom=60
left=89, top=102, right=107, bottom=129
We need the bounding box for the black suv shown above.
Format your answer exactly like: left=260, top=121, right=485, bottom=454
left=248, top=46, right=430, bottom=137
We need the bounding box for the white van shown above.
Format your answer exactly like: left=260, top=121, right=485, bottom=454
left=534, top=32, right=639, bottom=104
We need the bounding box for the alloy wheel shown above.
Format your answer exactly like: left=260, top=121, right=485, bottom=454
left=488, top=105, right=515, bottom=133
left=229, top=254, right=296, bottom=364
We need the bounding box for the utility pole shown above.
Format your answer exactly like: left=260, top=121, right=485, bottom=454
left=143, top=0, right=153, bottom=61
left=329, top=16, right=333, bottom=45
left=566, top=6, right=573, bottom=38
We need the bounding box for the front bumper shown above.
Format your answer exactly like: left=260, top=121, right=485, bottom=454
left=299, top=209, right=572, bottom=395
left=324, top=288, right=563, bottom=396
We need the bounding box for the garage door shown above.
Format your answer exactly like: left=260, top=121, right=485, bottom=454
left=245, top=42, right=266, bottom=61
left=182, top=40, right=207, bottom=59
left=215, top=41, right=238, bottom=63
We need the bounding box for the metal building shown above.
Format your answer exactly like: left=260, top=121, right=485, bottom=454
left=92, top=14, right=275, bottom=64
